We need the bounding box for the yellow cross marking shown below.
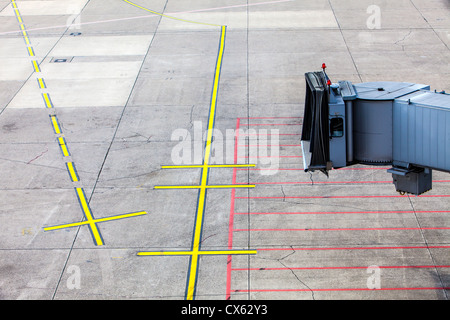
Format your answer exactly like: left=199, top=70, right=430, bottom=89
left=44, top=188, right=148, bottom=246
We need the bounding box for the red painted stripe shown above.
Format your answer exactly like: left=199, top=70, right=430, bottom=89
left=258, top=245, right=450, bottom=251
left=246, top=123, right=302, bottom=126
left=226, top=117, right=241, bottom=300
left=231, top=287, right=450, bottom=293
left=238, top=180, right=450, bottom=185
left=232, top=265, right=450, bottom=271
left=233, top=210, right=450, bottom=215
left=235, top=167, right=388, bottom=171
left=238, top=144, right=302, bottom=147
left=238, top=156, right=302, bottom=159
left=240, top=133, right=301, bottom=136
left=237, top=195, right=450, bottom=200
left=250, top=117, right=303, bottom=119
left=234, top=227, right=450, bottom=232
left=237, top=168, right=304, bottom=171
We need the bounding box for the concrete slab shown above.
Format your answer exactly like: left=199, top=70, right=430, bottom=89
left=0, top=0, right=89, bottom=16
left=49, top=35, right=153, bottom=57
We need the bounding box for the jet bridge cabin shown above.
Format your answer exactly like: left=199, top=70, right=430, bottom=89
left=301, top=66, right=450, bottom=195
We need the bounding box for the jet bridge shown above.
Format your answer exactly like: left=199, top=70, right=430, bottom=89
left=301, top=65, right=450, bottom=195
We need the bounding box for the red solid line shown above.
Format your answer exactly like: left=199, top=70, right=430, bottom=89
left=243, top=116, right=302, bottom=119
left=226, top=118, right=241, bottom=300
left=258, top=245, right=450, bottom=251
left=233, top=227, right=450, bottom=232
left=233, top=210, right=450, bottom=215
left=242, top=180, right=450, bottom=185
left=235, top=167, right=387, bottom=171
left=238, top=144, right=302, bottom=147
left=246, top=123, right=302, bottom=126
left=237, top=168, right=304, bottom=171
left=249, top=180, right=391, bottom=184
left=335, top=167, right=389, bottom=170
left=231, top=265, right=450, bottom=271
left=237, top=195, right=450, bottom=200
left=238, top=156, right=302, bottom=159
left=231, top=287, right=450, bottom=293
left=241, top=133, right=301, bottom=136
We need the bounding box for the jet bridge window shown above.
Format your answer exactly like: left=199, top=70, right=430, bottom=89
left=330, top=117, right=344, bottom=138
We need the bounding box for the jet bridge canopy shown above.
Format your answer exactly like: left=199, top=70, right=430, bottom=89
left=300, top=66, right=449, bottom=195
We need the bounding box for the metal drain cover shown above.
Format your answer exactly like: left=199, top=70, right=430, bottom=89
left=50, top=57, right=73, bottom=63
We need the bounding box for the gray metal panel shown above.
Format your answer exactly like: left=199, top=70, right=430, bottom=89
left=393, top=91, right=450, bottom=172
left=354, top=82, right=429, bottom=101
left=353, top=99, right=393, bottom=163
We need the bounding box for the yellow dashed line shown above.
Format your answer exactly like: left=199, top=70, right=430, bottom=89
left=58, top=137, right=70, bottom=157
left=66, top=162, right=79, bottom=182
left=38, top=78, right=46, bottom=89
left=32, top=60, right=41, bottom=73
left=42, top=92, right=53, bottom=108
left=27, top=46, right=35, bottom=57
left=12, top=0, right=148, bottom=247
left=50, top=115, right=61, bottom=134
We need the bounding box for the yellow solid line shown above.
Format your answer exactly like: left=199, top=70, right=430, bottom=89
left=94, top=211, right=148, bottom=224
left=137, top=250, right=257, bottom=256
left=185, top=25, right=227, bottom=301
left=58, top=137, right=70, bottom=157
left=161, top=164, right=256, bottom=169
left=66, top=162, right=78, bottom=182
left=154, top=185, right=255, bottom=189
left=44, top=220, right=90, bottom=231
left=44, top=211, right=148, bottom=231
left=122, top=0, right=221, bottom=27
left=76, top=188, right=103, bottom=246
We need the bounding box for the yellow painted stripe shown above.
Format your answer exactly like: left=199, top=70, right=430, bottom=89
left=185, top=25, right=227, bottom=301
left=44, top=211, right=147, bottom=231
left=66, top=162, right=79, bottom=182
left=93, top=211, right=148, bottom=224
left=42, top=93, right=53, bottom=108
left=20, top=24, right=25, bottom=31
left=122, top=0, right=221, bottom=27
left=44, top=220, right=90, bottom=231
left=24, top=36, right=30, bottom=45
left=137, top=250, right=257, bottom=256
left=154, top=185, right=255, bottom=189
left=38, top=78, right=46, bottom=89
left=75, top=187, right=103, bottom=246
left=58, top=137, right=70, bottom=157
left=27, top=46, right=34, bottom=57
left=32, top=60, right=40, bottom=72
left=50, top=115, right=60, bottom=133
left=161, top=164, right=256, bottom=169
left=12, top=2, right=17, bottom=9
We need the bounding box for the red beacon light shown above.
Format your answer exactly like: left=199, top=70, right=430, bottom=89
left=322, top=63, right=327, bottom=70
